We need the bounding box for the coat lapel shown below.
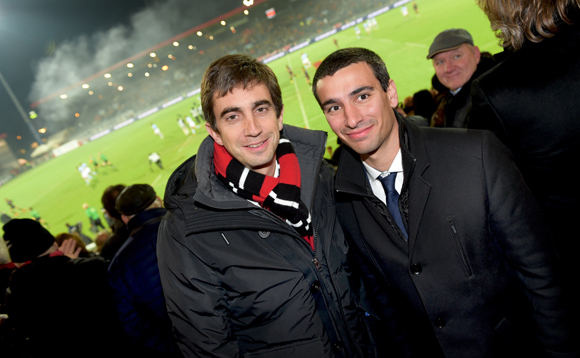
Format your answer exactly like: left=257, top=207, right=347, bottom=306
left=399, top=116, right=431, bottom=254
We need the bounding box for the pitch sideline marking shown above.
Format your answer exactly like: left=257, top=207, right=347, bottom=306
left=152, top=173, right=163, bottom=187
left=286, top=56, right=310, bottom=129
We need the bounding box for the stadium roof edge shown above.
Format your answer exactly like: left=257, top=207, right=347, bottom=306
left=30, top=0, right=269, bottom=108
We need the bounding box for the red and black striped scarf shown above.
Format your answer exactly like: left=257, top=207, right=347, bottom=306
left=213, top=137, right=314, bottom=250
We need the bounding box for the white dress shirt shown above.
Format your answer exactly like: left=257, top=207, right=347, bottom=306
left=362, top=149, right=404, bottom=206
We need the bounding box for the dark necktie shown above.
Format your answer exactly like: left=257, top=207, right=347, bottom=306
left=379, top=173, right=408, bottom=239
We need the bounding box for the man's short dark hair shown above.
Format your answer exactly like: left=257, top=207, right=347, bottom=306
left=101, top=184, right=126, bottom=220
left=201, top=54, right=283, bottom=131
left=312, top=47, right=391, bottom=106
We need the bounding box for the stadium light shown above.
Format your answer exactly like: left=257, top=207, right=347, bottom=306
left=244, top=10, right=249, bottom=15
left=127, top=63, right=134, bottom=68
left=60, top=94, right=68, bottom=99
left=118, top=86, right=124, bottom=91
left=17, top=136, right=21, bottom=140
left=197, top=31, right=203, bottom=36
left=150, top=52, right=156, bottom=57
left=88, top=91, right=94, bottom=95
left=243, top=0, right=254, bottom=6
left=209, top=36, right=214, bottom=40
left=38, top=128, right=47, bottom=133
left=173, top=41, right=179, bottom=46
left=221, top=20, right=226, bottom=25
left=75, top=113, right=80, bottom=117
left=168, top=54, right=173, bottom=59
left=108, top=82, right=113, bottom=86
left=145, top=72, right=150, bottom=77
left=82, top=84, right=89, bottom=89
left=128, top=73, right=133, bottom=77
left=104, top=73, right=111, bottom=78
left=162, top=65, right=169, bottom=71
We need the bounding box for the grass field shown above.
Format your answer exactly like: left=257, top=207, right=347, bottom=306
left=0, top=0, right=501, bottom=237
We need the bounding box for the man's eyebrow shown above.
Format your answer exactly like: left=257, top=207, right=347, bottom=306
left=219, top=106, right=240, bottom=118
left=350, top=86, right=374, bottom=97
left=252, top=99, right=272, bottom=109
left=321, top=98, right=337, bottom=108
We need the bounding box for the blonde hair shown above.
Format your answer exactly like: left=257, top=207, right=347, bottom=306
left=477, top=0, right=580, bottom=50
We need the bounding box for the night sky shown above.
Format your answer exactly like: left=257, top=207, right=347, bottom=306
left=0, top=0, right=241, bottom=157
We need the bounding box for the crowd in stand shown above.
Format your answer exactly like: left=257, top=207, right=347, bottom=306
left=2, top=0, right=580, bottom=357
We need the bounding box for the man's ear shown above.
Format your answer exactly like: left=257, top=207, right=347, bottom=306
left=121, top=214, right=131, bottom=225
left=206, top=123, right=223, bottom=146
left=278, top=106, right=284, bottom=131
left=387, top=79, right=399, bottom=108
left=473, top=45, right=481, bottom=64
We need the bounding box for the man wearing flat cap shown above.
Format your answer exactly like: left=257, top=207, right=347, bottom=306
left=108, top=184, right=179, bottom=356
left=428, top=28, right=495, bottom=127
left=3, top=219, right=125, bottom=357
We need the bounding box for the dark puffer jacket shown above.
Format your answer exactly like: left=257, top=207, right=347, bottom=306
left=157, top=125, right=381, bottom=358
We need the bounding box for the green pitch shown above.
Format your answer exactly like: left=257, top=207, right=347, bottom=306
left=0, top=0, right=500, bottom=238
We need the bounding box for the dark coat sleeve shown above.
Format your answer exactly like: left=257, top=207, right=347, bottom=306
left=481, top=131, right=578, bottom=357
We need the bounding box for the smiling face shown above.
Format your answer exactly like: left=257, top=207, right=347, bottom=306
left=206, top=82, right=283, bottom=176
left=315, top=62, right=400, bottom=171
left=432, top=44, right=481, bottom=92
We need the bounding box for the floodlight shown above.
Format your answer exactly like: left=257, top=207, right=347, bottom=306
left=60, top=94, right=68, bottom=99
left=127, top=63, right=134, bottom=68
left=118, top=86, right=124, bottom=91
left=104, top=73, right=111, bottom=78
left=82, top=84, right=89, bottom=89
left=197, top=31, right=203, bottom=36
left=173, top=42, right=179, bottom=46
left=150, top=52, right=156, bottom=57
left=221, top=21, right=226, bottom=25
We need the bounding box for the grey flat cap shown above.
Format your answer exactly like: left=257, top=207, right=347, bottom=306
left=427, top=28, right=474, bottom=59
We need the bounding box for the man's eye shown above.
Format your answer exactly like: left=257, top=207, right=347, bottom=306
left=256, top=107, right=267, bottom=113
left=359, top=93, right=369, bottom=100
left=226, top=115, right=238, bottom=121
left=327, top=105, right=340, bottom=113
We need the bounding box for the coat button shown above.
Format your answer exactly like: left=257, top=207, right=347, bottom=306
left=333, top=342, right=343, bottom=352
left=410, top=264, right=422, bottom=275
left=258, top=231, right=270, bottom=238
left=310, top=280, right=321, bottom=293
left=435, top=317, right=446, bottom=328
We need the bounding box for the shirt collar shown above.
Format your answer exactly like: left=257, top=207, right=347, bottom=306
left=362, top=149, right=403, bottom=180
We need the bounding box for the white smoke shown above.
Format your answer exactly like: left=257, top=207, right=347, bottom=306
left=29, top=0, right=239, bottom=124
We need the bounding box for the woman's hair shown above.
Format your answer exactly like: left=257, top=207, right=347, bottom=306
left=477, top=0, right=580, bottom=50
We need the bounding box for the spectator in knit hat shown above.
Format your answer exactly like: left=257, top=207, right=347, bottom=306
left=108, top=184, right=179, bottom=356
left=3, top=219, right=128, bottom=358
left=427, top=28, right=495, bottom=128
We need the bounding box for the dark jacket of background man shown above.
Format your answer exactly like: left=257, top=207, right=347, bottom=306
left=469, top=10, right=580, bottom=282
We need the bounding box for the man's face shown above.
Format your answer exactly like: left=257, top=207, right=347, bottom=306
left=315, top=62, right=400, bottom=163
left=206, top=83, right=283, bottom=177
left=432, top=44, right=481, bottom=92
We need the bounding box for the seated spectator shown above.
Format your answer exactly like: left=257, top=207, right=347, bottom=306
left=412, top=89, right=437, bottom=121
left=54, top=232, right=92, bottom=258
left=3, top=219, right=128, bottom=358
